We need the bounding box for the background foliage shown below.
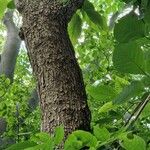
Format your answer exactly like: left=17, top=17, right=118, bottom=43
left=0, top=0, right=150, bottom=149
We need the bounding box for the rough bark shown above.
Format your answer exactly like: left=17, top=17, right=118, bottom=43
left=15, top=0, right=91, bottom=137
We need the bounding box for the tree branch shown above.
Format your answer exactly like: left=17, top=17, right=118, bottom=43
left=124, top=93, right=150, bottom=130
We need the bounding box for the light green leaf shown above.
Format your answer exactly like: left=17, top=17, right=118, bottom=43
left=26, top=143, right=52, bottom=150
left=34, top=132, right=51, bottom=142
left=6, top=141, right=37, bottom=150
left=89, top=147, right=97, bottom=150
left=53, top=125, right=64, bottom=145
left=31, top=133, right=53, bottom=150
left=64, top=130, right=97, bottom=150
left=119, top=134, right=146, bottom=150
left=98, top=102, right=116, bottom=113
left=64, top=134, right=83, bottom=150
left=141, top=103, right=150, bottom=118
left=68, top=13, right=82, bottom=44
left=114, top=76, right=129, bottom=93
left=113, top=42, right=146, bottom=74
left=113, top=81, right=144, bottom=104
left=87, top=85, right=117, bottom=102
left=93, top=125, right=110, bottom=142
left=0, top=0, right=8, bottom=19
left=114, top=12, right=145, bottom=43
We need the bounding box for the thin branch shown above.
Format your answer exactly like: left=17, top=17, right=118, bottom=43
left=124, top=93, right=150, bottom=130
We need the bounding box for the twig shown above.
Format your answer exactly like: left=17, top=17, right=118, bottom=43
left=124, top=93, right=150, bottom=130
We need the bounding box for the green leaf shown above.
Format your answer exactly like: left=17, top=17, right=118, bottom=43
left=0, top=0, right=8, bottom=19
left=98, top=102, right=116, bottom=113
left=114, top=76, right=129, bottom=93
left=93, top=125, right=110, bottom=142
left=141, top=0, right=149, bottom=10
left=113, top=42, right=146, bottom=74
left=82, top=0, right=95, bottom=10
left=144, top=50, right=150, bottom=74
left=64, top=134, right=83, bottom=150
left=68, top=13, right=82, bottom=44
left=119, top=134, right=146, bottom=150
left=6, top=141, right=37, bottom=150
left=89, top=147, right=97, bottom=150
left=141, top=103, right=150, bottom=118
left=64, top=130, right=97, bottom=150
left=53, top=125, right=64, bottom=145
left=82, top=0, right=106, bottom=30
left=31, top=133, right=53, bottom=150
left=141, top=76, right=150, bottom=87
left=144, top=3, right=150, bottom=24
left=26, top=143, right=52, bottom=150
left=113, top=81, right=144, bottom=104
left=121, top=0, right=137, bottom=3
left=114, top=12, right=145, bottom=43
left=87, top=85, right=117, bottom=102
left=34, top=132, right=51, bottom=143
left=7, top=0, right=15, bottom=9
left=5, top=78, right=10, bottom=85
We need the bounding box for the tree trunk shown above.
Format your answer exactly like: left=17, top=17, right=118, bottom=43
left=0, top=10, right=21, bottom=137
left=0, top=10, right=21, bottom=82
left=0, top=10, right=39, bottom=148
left=15, top=0, right=91, bottom=137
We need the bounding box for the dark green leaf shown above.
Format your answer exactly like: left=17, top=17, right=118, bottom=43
left=114, top=12, right=145, bottom=43
left=82, top=0, right=106, bottom=30
left=144, top=3, right=150, bottom=24
left=113, top=42, right=146, bottom=74
left=121, top=0, right=137, bottom=3
left=7, top=1, right=15, bottom=9
left=144, top=50, right=150, bottom=74
left=141, top=76, right=150, bottom=87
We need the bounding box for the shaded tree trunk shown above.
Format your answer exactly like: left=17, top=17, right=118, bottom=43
left=15, top=0, right=91, bottom=137
left=0, top=10, right=39, bottom=149
left=0, top=10, right=21, bottom=149
left=0, top=10, right=21, bottom=137
left=0, top=10, right=21, bottom=82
